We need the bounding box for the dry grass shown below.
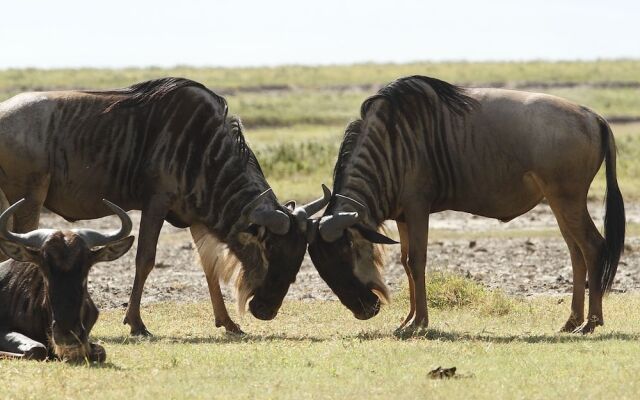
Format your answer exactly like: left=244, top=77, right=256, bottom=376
left=2, top=283, right=639, bottom=399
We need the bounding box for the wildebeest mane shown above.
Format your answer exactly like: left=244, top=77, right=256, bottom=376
left=361, top=75, right=477, bottom=131
left=227, top=116, right=262, bottom=173
left=331, top=76, right=478, bottom=216
left=360, top=75, right=478, bottom=118
left=332, top=119, right=363, bottom=203
left=85, top=77, right=258, bottom=170
left=85, top=77, right=227, bottom=114
left=333, top=76, right=477, bottom=196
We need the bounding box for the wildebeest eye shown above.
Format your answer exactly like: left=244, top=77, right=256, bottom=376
left=246, top=224, right=260, bottom=236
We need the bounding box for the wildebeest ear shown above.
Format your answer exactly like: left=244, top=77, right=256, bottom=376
left=283, top=201, right=296, bottom=211
left=92, top=236, right=135, bottom=263
left=0, top=240, right=41, bottom=264
left=354, top=225, right=399, bottom=245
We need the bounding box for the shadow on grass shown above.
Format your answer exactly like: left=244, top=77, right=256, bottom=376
left=84, top=361, right=123, bottom=370
left=0, top=358, right=124, bottom=370
left=355, top=329, right=640, bottom=343
left=95, top=329, right=640, bottom=346
left=94, top=332, right=328, bottom=345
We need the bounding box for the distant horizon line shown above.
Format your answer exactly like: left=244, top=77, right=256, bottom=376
left=1, top=57, right=639, bottom=71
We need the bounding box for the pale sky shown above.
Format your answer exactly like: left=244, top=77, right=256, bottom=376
left=1, top=0, right=638, bottom=69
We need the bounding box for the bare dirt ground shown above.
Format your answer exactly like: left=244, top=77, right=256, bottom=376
left=37, top=202, right=640, bottom=311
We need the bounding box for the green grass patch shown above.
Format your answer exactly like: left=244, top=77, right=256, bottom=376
left=230, top=86, right=638, bottom=128
left=2, top=60, right=639, bottom=96
left=251, top=135, right=340, bottom=201
left=2, top=287, right=639, bottom=399
left=543, top=87, right=640, bottom=118
left=227, top=90, right=366, bottom=128
left=246, top=124, right=344, bottom=143
left=426, top=272, right=515, bottom=316
left=589, top=123, right=640, bottom=201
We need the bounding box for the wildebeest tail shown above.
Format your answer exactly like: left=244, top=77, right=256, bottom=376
left=598, top=117, right=625, bottom=293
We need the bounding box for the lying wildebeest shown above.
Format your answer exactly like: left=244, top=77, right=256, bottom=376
left=0, top=77, right=329, bottom=336
left=0, top=198, right=133, bottom=361
left=307, top=75, right=625, bottom=334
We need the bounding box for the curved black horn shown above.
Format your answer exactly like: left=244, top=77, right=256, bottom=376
left=243, top=188, right=291, bottom=235
left=249, top=210, right=290, bottom=235
left=318, top=212, right=359, bottom=242
left=299, top=184, right=331, bottom=217
left=293, top=184, right=332, bottom=233
left=335, top=193, right=366, bottom=214
left=0, top=199, right=54, bottom=249
left=73, top=199, right=133, bottom=247
left=241, top=188, right=273, bottom=219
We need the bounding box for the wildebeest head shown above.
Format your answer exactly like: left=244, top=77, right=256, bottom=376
left=219, top=187, right=332, bottom=320
left=0, top=199, right=134, bottom=361
left=307, top=193, right=397, bottom=320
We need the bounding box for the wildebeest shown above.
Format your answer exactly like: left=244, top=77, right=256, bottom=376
left=307, top=75, right=625, bottom=334
left=0, top=77, right=329, bottom=335
left=0, top=198, right=133, bottom=361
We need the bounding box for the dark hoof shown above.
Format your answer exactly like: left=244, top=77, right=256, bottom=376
left=216, top=318, right=244, bottom=335
left=559, top=318, right=583, bottom=333
left=394, top=320, right=429, bottom=338
left=572, top=322, right=597, bottom=335
left=130, top=328, right=153, bottom=337
left=571, top=316, right=603, bottom=335
left=225, top=327, right=246, bottom=336
left=88, top=343, right=106, bottom=363
left=23, top=345, right=48, bottom=361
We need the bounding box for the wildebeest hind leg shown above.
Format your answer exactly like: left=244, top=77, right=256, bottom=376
left=0, top=330, right=48, bottom=360
left=124, top=195, right=171, bottom=336
left=554, top=223, right=586, bottom=332
left=395, top=221, right=415, bottom=331
left=547, top=193, right=604, bottom=334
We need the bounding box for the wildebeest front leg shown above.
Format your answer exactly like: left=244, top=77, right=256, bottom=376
left=205, top=271, right=243, bottom=334
left=124, top=195, right=172, bottom=336
left=190, top=225, right=243, bottom=334
left=0, top=330, right=48, bottom=360
left=0, top=187, right=48, bottom=263
left=405, top=213, right=430, bottom=330
left=396, top=221, right=415, bottom=330
left=7, top=173, right=50, bottom=233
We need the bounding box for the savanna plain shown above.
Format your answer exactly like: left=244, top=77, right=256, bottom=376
left=1, top=60, right=640, bottom=399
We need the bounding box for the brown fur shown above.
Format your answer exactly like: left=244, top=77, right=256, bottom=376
left=310, top=76, right=626, bottom=334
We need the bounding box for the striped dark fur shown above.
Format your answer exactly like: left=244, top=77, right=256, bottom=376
left=0, top=264, right=49, bottom=344
left=330, top=76, right=478, bottom=223
left=0, top=78, right=304, bottom=334
left=41, top=78, right=268, bottom=238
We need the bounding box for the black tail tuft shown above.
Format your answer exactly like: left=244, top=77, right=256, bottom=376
left=598, top=118, right=626, bottom=293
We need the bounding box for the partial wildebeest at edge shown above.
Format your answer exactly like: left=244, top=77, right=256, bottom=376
left=0, top=77, right=329, bottom=336
left=0, top=198, right=133, bottom=362
left=307, top=75, right=625, bottom=334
